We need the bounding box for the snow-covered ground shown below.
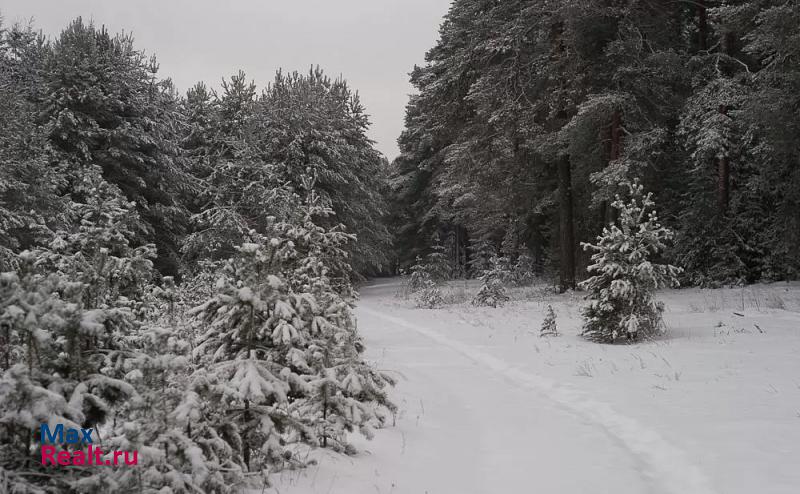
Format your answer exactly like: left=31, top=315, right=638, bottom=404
left=268, top=279, right=800, bottom=494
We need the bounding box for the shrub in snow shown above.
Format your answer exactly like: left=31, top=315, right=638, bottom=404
left=540, top=305, right=559, bottom=337
left=406, top=256, right=431, bottom=293
left=407, top=247, right=447, bottom=308
left=512, top=254, right=536, bottom=286
left=580, top=181, right=682, bottom=343
left=472, top=278, right=509, bottom=308
left=472, top=256, right=510, bottom=308
left=416, top=279, right=445, bottom=309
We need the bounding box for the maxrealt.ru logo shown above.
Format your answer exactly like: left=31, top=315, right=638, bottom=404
left=40, top=424, right=138, bottom=467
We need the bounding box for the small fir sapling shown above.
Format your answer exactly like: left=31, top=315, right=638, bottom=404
left=406, top=256, right=431, bottom=293
left=540, top=305, right=559, bottom=337
left=415, top=279, right=445, bottom=309
left=426, top=233, right=452, bottom=282
left=472, top=256, right=510, bottom=308
left=580, top=181, right=682, bottom=343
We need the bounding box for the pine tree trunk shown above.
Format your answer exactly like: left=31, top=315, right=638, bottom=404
left=243, top=399, right=251, bottom=470
left=722, top=31, right=735, bottom=58
left=608, top=110, right=622, bottom=225
left=718, top=156, right=730, bottom=212
left=610, top=110, right=622, bottom=161
left=463, top=227, right=468, bottom=275
left=454, top=225, right=465, bottom=278
left=557, top=154, right=576, bottom=292
left=717, top=111, right=731, bottom=213
left=601, top=110, right=623, bottom=226
left=718, top=104, right=730, bottom=213
left=1, top=323, right=9, bottom=371
left=697, top=1, right=708, bottom=52
left=322, top=392, right=328, bottom=448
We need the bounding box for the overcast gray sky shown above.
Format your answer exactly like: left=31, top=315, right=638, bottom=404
left=1, top=0, right=452, bottom=159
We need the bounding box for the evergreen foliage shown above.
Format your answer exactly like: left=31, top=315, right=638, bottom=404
left=0, top=15, right=395, bottom=492
left=467, top=239, right=495, bottom=278
left=540, top=305, right=559, bottom=337
left=415, top=280, right=444, bottom=310
left=388, top=0, right=800, bottom=287
left=472, top=256, right=510, bottom=308
left=579, top=182, right=682, bottom=343
left=2, top=2, right=800, bottom=488
left=0, top=175, right=158, bottom=491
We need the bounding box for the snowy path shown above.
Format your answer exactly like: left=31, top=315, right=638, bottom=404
left=269, top=280, right=716, bottom=494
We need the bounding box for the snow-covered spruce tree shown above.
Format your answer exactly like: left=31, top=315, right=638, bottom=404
left=408, top=233, right=455, bottom=308
left=415, top=279, right=444, bottom=309
left=580, top=181, right=682, bottom=343
left=540, top=305, right=558, bottom=337
left=426, top=232, right=452, bottom=282
left=467, top=238, right=495, bottom=278
left=406, top=256, right=431, bottom=293
left=472, top=255, right=510, bottom=308
left=405, top=256, right=443, bottom=307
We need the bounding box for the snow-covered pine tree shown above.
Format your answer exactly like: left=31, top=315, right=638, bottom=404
left=0, top=256, right=87, bottom=493
left=580, top=181, right=682, bottom=343
left=0, top=173, right=159, bottom=492
left=676, top=77, right=749, bottom=285
left=472, top=277, right=507, bottom=308
left=0, top=22, right=66, bottom=272
left=540, top=305, right=558, bottom=337
left=472, top=255, right=510, bottom=308
left=406, top=256, right=444, bottom=308
left=44, top=18, right=188, bottom=275
left=512, top=253, right=536, bottom=286
left=186, top=236, right=305, bottom=476
left=468, top=238, right=495, bottom=278
left=187, top=180, right=396, bottom=477
left=426, top=232, right=451, bottom=282
left=406, top=235, right=448, bottom=307
left=415, top=279, right=444, bottom=309
left=181, top=72, right=297, bottom=267
left=407, top=256, right=431, bottom=293
left=91, top=277, right=245, bottom=494
left=259, top=68, right=391, bottom=275
left=288, top=189, right=396, bottom=453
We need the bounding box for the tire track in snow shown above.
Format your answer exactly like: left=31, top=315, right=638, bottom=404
left=359, top=305, right=717, bottom=494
